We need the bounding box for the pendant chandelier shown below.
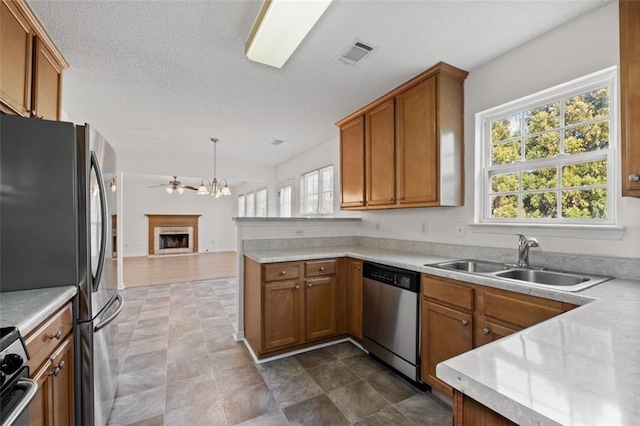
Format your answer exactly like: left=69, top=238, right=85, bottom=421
left=197, top=138, right=232, bottom=197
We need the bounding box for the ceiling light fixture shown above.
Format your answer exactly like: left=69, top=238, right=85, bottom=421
left=245, top=0, right=333, bottom=69
left=198, top=138, right=232, bottom=198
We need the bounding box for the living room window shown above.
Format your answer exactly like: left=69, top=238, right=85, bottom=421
left=245, top=192, right=255, bottom=217
left=255, top=188, right=267, bottom=217
left=279, top=182, right=292, bottom=217
left=237, top=194, right=245, bottom=217
left=302, top=165, right=333, bottom=215
left=477, top=68, right=616, bottom=225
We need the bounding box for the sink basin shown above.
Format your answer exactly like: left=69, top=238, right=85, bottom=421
left=431, top=260, right=508, bottom=274
left=494, top=269, right=588, bottom=286
left=427, top=259, right=611, bottom=292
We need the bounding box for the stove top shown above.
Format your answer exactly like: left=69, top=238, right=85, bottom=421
left=0, top=327, right=29, bottom=391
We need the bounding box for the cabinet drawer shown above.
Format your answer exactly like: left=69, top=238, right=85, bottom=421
left=25, top=302, right=73, bottom=371
left=422, top=275, right=473, bottom=311
left=305, top=260, right=336, bottom=277
left=263, top=262, right=300, bottom=282
left=483, top=291, right=563, bottom=329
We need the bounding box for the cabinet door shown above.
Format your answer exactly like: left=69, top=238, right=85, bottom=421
left=263, top=280, right=302, bottom=351
left=0, top=0, right=33, bottom=116
left=475, top=316, right=520, bottom=348
left=340, top=116, right=366, bottom=208
left=29, top=360, right=53, bottom=426
left=366, top=99, right=396, bottom=206
left=421, top=300, right=472, bottom=396
left=347, top=259, right=363, bottom=340
left=51, top=335, right=74, bottom=426
left=453, top=391, right=517, bottom=426
left=305, top=277, right=336, bottom=341
left=620, top=0, right=640, bottom=197
left=396, top=76, right=438, bottom=205
left=32, top=37, right=63, bottom=120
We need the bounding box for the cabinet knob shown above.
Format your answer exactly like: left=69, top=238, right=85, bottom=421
left=319, top=267, right=325, bottom=272
left=48, top=361, right=65, bottom=377
left=388, top=197, right=394, bottom=201
left=294, top=285, right=299, bottom=290
left=399, top=197, right=405, bottom=201
left=629, top=174, right=640, bottom=182
left=48, top=331, right=62, bottom=340
left=307, top=283, right=312, bottom=288
left=482, top=328, right=490, bottom=335
left=356, top=266, right=361, bottom=271
left=461, top=320, right=469, bottom=326
left=280, top=270, right=287, bottom=275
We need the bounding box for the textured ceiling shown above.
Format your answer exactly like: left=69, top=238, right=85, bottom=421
left=30, top=0, right=609, bottom=168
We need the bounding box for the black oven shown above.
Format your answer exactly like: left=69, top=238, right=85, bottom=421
left=1, top=328, right=37, bottom=426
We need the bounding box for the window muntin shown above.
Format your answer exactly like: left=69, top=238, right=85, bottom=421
left=480, top=69, right=616, bottom=224
left=302, top=165, right=333, bottom=215
left=255, top=188, right=267, bottom=217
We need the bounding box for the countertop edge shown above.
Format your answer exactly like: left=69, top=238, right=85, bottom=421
left=1, top=286, right=77, bottom=336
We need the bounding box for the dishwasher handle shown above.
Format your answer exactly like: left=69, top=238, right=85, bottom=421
left=2, top=378, right=38, bottom=426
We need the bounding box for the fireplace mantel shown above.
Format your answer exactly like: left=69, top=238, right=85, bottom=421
left=145, top=214, right=201, bottom=255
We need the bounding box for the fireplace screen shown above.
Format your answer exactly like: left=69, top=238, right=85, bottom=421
left=159, top=233, right=189, bottom=249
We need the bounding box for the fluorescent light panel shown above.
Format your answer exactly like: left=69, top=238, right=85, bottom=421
left=245, top=0, right=333, bottom=69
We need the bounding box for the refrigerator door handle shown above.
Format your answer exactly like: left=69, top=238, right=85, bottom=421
left=94, top=294, right=124, bottom=332
left=90, top=150, right=108, bottom=292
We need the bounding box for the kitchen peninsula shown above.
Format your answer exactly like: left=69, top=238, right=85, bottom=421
left=234, top=219, right=640, bottom=425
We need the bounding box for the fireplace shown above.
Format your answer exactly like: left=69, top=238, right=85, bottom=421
left=154, top=226, right=193, bottom=255
left=145, top=214, right=201, bottom=255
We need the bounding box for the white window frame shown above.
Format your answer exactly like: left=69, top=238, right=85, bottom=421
left=301, top=165, right=333, bottom=216
left=475, top=67, right=618, bottom=228
left=278, top=180, right=293, bottom=218
left=255, top=188, right=267, bottom=218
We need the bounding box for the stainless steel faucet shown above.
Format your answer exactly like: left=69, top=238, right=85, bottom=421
left=517, top=234, right=539, bottom=267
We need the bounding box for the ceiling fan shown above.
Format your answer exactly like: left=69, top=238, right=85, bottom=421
left=149, top=176, right=197, bottom=194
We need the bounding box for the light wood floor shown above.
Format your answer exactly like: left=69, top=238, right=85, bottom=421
left=123, top=251, right=237, bottom=288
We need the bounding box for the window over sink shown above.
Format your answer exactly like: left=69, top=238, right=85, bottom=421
left=476, top=67, right=617, bottom=226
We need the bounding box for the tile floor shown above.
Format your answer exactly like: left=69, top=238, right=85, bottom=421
left=108, top=279, right=452, bottom=425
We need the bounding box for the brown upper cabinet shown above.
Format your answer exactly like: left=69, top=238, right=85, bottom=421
left=0, top=0, right=68, bottom=120
left=337, top=62, right=468, bottom=210
left=340, top=116, right=366, bottom=208
left=620, top=0, right=640, bottom=197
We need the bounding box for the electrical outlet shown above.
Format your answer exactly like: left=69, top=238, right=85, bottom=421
left=375, top=220, right=381, bottom=231
left=455, top=222, right=466, bottom=237
left=295, top=229, right=305, bottom=236
left=420, top=221, right=428, bottom=235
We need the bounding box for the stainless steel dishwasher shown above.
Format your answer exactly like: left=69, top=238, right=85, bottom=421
left=362, top=262, right=420, bottom=381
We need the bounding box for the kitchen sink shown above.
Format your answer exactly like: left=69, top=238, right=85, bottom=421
left=432, top=260, right=509, bottom=274
left=426, top=259, right=612, bottom=292
left=494, top=269, right=588, bottom=286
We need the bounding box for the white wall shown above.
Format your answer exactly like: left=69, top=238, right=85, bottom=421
left=121, top=174, right=236, bottom=256
left=277, top=137, right=360, bottom=217
left=357, top=2, right=639, bottom=259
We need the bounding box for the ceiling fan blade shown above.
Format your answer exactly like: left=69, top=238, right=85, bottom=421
left=182, top=185, right=198, bottom=191
left=148, top=184, right=170, bottom=188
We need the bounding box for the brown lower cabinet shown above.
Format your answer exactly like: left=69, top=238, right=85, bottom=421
left=346, top=259, right=363, bottom=341
left=25, top=302, right=74, bottom=426
left=453, top=391, right=516, bottom=426
left=244, top=257, right=348, bottom=358
left=421, top=274, right=577, bottom=397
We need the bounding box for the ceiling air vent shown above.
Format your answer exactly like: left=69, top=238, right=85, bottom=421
left=271, top=139, right=285, bottom=146
left=338, top=40, right=375, bottom=66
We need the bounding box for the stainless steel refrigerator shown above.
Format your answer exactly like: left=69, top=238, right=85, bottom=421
left=0, top=114, right=124, bottom=426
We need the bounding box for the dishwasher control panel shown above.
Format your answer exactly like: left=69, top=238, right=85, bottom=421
left=362, top=262, right=419, bottom=292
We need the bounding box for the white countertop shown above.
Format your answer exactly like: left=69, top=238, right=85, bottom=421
left=244, top=246, right=640, bottom=425
left=0, top=286, right=77, bottom=336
